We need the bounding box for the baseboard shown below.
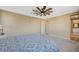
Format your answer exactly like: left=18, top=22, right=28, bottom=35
left=48, top=34, right=70, bottom=40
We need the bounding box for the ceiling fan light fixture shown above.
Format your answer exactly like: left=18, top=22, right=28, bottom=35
left=32, top=6, right=53, bottom=16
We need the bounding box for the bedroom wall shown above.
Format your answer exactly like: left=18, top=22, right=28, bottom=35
left=0, top=10, right=41, bottom=36
left=46, top=14, right=71, bottom=39
left=0, top=11, right=1, bottom=24
left=0, top=10, right=72, bottom=39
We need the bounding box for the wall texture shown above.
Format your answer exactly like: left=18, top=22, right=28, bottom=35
left=46, top=14, right=71, bottom=39
left=0, top=10, right=72, bottom=40
left=0, top=10, right=41, bottom=36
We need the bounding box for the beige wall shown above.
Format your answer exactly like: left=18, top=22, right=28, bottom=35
left=0, top=10, right=41, bottom=36
left=46, top=14, right=71, bottom=39
left=0, top=10, right=72, bottom=39
left=0, top=11, right=1, bottom=24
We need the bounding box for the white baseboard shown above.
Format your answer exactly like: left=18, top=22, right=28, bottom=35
left=48, top=34, right=70, bottom=40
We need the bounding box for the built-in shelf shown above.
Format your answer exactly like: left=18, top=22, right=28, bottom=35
left=70, top=12, right=79, bottom=41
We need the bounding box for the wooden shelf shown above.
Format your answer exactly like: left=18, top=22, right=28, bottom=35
left=70, top=12, right=79, bottom=41
left=71, top=35, right=79, bottom=41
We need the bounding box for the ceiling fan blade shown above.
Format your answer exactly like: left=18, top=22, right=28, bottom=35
left=49, top=11, right=53, bottom=13
left=45, top=13, right=50, bottom=15
left=47, top=11, right=53, bottom=13
left=43, top=12, right=46, bottom=16
left=33, top=10, right=37, bottom=12
left=33, top=12, right=41, bottom=16
left=36, top=7, right=41, bottom=12
left=40, top=13, right=42, bottom=16
left=42, top=6, right=46, bottom=11
left=45, top=8, right=52, bottom=12
left=33, top=10, right=41, bottom=13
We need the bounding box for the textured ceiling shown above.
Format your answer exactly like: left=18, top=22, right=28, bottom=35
left=0, top=6, right=79, bottom=19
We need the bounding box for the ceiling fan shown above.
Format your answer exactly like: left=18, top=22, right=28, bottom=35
left=32, top=6, right=53, bottom=16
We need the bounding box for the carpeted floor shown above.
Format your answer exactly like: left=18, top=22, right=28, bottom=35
left=51, top=37, right=79, bottom=52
